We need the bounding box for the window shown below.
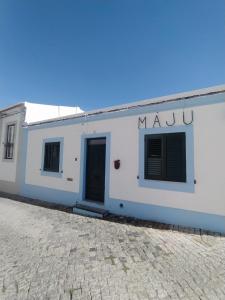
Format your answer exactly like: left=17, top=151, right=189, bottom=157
left=145, top=132, right=186, bottom=182
left=4, top=124, right=16, bottom=159
left=43, top=142, right=60, bottom=172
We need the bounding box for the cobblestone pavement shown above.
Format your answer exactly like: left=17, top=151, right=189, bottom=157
left=0, top=196, right=225, bottom=300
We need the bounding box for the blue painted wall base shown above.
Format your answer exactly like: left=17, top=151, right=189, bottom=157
left=107, top=198, right=225, bottom=234
left=22, top=184, right=78, bottom=207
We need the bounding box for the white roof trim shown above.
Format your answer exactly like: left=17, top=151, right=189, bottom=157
left=26, top=84, right=225, bottom=127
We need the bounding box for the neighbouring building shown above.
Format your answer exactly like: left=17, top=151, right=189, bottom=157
left=18, top=85, right=225, bottom=233
left=0, top=102, right=83, bottom=194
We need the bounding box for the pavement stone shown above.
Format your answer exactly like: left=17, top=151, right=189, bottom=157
left=0, top=196, right=224, bottom=300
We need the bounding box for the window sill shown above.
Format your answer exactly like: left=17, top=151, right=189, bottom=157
left=2, top=158, right=15, bottom=163
left=139, top=178, right=195, bottom=193
left=40, top=170, right=63, bottom=178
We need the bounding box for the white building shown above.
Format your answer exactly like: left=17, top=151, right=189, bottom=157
left=0, top=102, right=83, bottom=194
left=19, top=85, right=225, bottom=233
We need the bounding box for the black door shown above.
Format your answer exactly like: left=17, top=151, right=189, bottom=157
left=85, top=138, right=106, bottom=202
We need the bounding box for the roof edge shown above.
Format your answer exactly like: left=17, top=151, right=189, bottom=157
left=26, top=84, right=225, bottom=127
left=0, top=102, right=25, bottom=114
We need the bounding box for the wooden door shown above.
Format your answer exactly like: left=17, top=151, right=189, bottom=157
left=85, top=138, right=106, bottom=202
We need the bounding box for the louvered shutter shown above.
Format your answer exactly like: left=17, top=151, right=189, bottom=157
left=144, top=132, right=186, bottom=182
left=165, top=133, right=186, bottom=182
left=145, top=135, right=163, bottom=180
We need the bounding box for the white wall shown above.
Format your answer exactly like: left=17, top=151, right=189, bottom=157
left=24, top=101, right=225, bottom=217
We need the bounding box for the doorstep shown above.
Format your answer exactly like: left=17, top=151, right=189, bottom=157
left=73, top=202, right=108, bottom=218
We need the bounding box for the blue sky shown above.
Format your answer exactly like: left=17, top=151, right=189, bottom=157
left=0, top=0, right=225, bottom=111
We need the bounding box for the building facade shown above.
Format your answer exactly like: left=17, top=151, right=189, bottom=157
left=0, top=102, right=83, bottom=194
left=19, top=85, right=225, bottom=233
left=0, top=103, right=25, bottom=194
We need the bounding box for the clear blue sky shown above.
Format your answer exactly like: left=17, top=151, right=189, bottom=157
left=0, top=0, right=225, bottom=111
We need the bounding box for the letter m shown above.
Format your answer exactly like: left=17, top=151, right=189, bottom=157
left=138, top=116, right=146, bottom=129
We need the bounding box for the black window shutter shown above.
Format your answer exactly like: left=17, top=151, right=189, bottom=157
left=145, top=135, right=163, bottom=180
left=165, top=133, right=186, bottom=182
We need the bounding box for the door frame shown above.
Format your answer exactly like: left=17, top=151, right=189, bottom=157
left=79, top=132, right=111, bottom=209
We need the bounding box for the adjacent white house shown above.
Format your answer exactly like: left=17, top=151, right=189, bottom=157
left=0, top=102, right=83, bottom=194
left=0, top=103, right=25, bottom=194
left=18, top=85, right=225, bottom=233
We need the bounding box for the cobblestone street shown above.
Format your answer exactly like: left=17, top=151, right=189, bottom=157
left=0, top=196, right=224, bottom=300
